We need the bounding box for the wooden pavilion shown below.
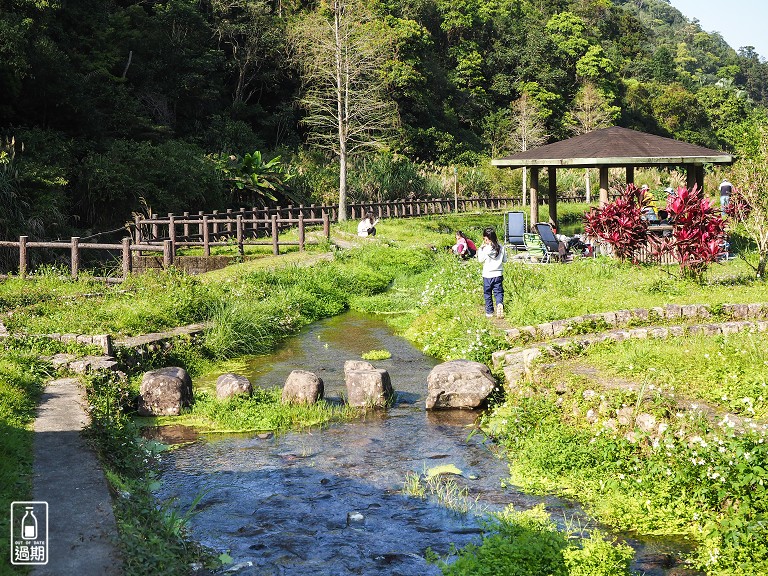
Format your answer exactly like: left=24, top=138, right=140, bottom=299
left=491, top=126, right=735, bottom=229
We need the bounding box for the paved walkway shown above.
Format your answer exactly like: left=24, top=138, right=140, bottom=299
left=31, top=378, right=122, bottom=576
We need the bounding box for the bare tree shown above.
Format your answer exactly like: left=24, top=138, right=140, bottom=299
left=211, top=0, right=283, bottom=106
left=289, top=0, right=397, bottom=220
left=570, top=82, right=617, bottom=202
left=509, top=93, right=548, bottom=205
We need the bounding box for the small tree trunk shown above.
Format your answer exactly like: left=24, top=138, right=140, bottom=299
left=758, top=253, right=767, bottom=280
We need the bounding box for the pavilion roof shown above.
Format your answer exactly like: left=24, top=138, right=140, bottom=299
left=491, top=126, right=734, bottom=168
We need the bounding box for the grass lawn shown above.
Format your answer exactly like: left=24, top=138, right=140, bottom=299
left=2, top=208, right=767, bottom=575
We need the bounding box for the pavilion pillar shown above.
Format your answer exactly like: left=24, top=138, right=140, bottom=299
left=547, top=167, right=558, bottom=229
left=626, top=166, right=634, bottom=186
left=695, top=165, right=705, bottom=192
left=599, top=166, right=609, bottom=207
left=529, top=167, right=539, bottom=229
left=686, top=164, right=696, bottom=191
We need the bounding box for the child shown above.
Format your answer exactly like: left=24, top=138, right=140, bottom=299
left=451, top=230, right=477, bottom=259
left=477, top=226, right=507, bottom=318
left=357, top=212, right=379, bottom=237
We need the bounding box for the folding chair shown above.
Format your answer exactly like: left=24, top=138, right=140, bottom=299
left=504, top=211, right=527, bottom=252
left=534, top=222, right=567, bottom=263
left=523, top=233, right=546, bottom=261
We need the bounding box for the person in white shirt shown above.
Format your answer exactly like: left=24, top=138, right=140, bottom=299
left=719, top=179, right=733, bottom=214
left=477, top=226, right=507, bottom=318
left=357, top=212, right=378, bottom=237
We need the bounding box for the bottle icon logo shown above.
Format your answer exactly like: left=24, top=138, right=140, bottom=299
left=21, top=507, right=38, bottom=540
left=10, top=501, right=48, bottom=565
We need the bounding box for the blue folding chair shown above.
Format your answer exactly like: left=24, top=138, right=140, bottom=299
left=504, top=211, right=527, bottom=252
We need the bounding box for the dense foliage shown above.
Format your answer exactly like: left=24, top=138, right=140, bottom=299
left=2, top=0, right=768, bottom=236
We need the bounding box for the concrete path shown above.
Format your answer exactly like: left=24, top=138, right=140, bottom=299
left=31, top=378, right=122, bottom=576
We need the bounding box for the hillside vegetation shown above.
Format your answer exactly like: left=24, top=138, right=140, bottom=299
left=2, top=0, right=767, bottom=239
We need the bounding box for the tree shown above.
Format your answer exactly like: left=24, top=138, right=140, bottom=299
left=509, top=92, right=548, bottom=205
left=211, top=0, right=285, bottom=107
left=569, top=82, right=617, bottom=202
left=289, top=0, right=397, bottom=220
left=730, top=125, right=768, bottom=279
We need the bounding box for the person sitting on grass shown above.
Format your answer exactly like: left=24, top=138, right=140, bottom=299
left=357, top=212, right=379, bottom=237
left=451, top=230, right=477, bottom=259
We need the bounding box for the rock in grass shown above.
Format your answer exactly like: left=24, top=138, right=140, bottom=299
left=216, top=373, right=253, bottom=399
left=138, top=366, right=193, bottom=416
left=282, top=370, right=324, bottom=405
left=426, top=360, right=496, bottom=410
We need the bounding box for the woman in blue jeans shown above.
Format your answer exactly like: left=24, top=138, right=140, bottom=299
left=477, top=226, right=507, bottom=318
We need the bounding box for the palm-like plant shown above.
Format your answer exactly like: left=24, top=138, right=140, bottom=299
left=213, top=150, right=297, bottom=206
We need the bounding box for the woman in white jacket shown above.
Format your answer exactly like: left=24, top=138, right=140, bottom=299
left=477, top=226, right=507, bottom=318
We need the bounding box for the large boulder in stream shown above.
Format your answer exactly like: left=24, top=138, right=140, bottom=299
left=282, top=370, right=324, bottom=405
left=426, top=360, right=496, bottom=410
left=138, top=366, right=193, bottom=416
left=216, top=373, right=253, bottom=399
left=344, top=361, right=393, bottom=408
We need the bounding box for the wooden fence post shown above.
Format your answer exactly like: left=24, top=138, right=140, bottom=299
left=134, top=215, right=142, bottom=256
left=163, top=240, right=173, bottom=269
left=298, top=213, right=305, bottom=252
left=183, top=211, right=190, bottom=241
left=168, top=213, right=176, bottom=253
left=203, top=216, right=210, bottom=257
left=19, top=236, right=27, bottom=278
left=272, top=214, right=279, bottom=256
left=122, top=237, right=132, bottom=279
left=236, top=215, right=244, bottom=258
left=322, top=211, right=330, bottom=240
left=212, top=210, right=219, bottom=237
left=71, top=237, right=80, bottom=279
left=134, top=215, right=142, bottom=244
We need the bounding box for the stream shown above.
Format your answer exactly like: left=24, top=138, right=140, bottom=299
left=151, top=312, right=689, bottom=576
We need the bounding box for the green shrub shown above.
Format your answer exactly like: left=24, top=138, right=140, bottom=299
left=361, top=349, right=391, bottom=360
left=562, top=532, right=634, bottom=576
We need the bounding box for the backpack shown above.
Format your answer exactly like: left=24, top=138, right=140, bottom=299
left=465, top=238, right=477, bottom=257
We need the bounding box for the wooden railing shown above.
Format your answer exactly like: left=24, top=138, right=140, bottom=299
left=0, top=237, right=170, bottom=281
left=0, top=194, right=607, bottom=279
left=132, top=197, right=520, bottom=248
left=133, top=209, right=331, bottom=257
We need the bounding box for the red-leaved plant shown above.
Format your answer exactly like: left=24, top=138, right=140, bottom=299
left=655, top=185, right=727, bottom=281
left=583, top=184, right=651, bottom=262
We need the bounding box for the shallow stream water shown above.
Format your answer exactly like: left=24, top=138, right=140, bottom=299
left=151, top=312, right=689, bottom=576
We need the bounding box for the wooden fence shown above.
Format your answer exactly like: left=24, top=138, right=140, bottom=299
left=0, top=194, right=610, bottom=280
left=0, top=236, right=171, bottom=281
left=132, top=197, right=522, bottom=247
left=133, top=209, right=331, bottom=257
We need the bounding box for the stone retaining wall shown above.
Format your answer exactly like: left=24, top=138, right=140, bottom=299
left=504, top=302, right=768, bottom=343
left=494, top=317, right=768, bottom=392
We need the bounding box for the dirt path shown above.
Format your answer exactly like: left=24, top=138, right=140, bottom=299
left=31, top=377, right=122, bottom=576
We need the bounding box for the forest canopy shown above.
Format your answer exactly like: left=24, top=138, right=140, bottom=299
left=1, top=0, right=767, bottom=235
